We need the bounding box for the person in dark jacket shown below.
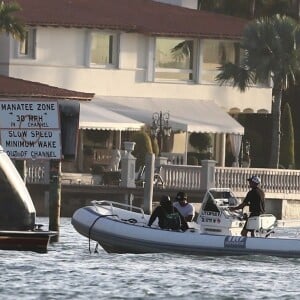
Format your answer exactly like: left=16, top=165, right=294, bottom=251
left=148, top=195, right=188, bottom=231
left=230, top=175, right=265, bottom=237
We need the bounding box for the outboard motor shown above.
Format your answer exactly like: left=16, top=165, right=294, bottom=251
left=0, top=146, right=36, bottom=230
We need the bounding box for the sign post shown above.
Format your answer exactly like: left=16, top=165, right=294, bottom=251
left=0, top=101, right=61, bottom=159
left=0, top=100, right=62, bottom=239
left=49, top=160, right=61, bottom=242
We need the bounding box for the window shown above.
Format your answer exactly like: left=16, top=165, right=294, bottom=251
left=201, top=39, right=239, bottom=83
left=16, top=29, right=36, bottom=58
left=88, top=31, right=119, bottom=68
left=153, top=37, right=197, bottom=82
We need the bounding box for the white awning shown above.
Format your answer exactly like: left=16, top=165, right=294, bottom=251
left=95, top=96, right=244, bottom=134
left=79, top=100, right=144, bottom=131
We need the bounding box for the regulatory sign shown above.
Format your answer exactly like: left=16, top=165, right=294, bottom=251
left=0, top=101, right=62, bottom=160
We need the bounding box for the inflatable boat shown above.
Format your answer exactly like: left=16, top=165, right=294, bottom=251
left=71, top=189, right=300, bottom=257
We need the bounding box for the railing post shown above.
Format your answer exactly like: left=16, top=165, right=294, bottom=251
left=155, top=156, right=168, bottom=167
left=143, top=153, right=155, bottom=214
left=200, top=160, right=216, bottom=190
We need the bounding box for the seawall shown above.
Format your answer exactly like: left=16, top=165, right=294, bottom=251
left=28, top=184, right=300, bottom=220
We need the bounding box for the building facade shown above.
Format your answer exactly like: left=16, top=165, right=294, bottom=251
left=0, top=0, right=272, bottom=166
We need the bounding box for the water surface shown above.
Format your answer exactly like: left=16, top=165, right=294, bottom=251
left=1, top=218, right=300, bottom=299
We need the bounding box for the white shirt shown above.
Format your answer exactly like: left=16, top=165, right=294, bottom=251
left=173, top=202, right=195, bottom=220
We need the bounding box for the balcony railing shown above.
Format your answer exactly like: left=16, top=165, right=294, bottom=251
left=214, top=167, right=300, bottom=195
left=26, top=160, right=300, bottom=199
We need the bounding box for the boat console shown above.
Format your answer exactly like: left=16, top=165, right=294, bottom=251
left=196, top=188, right=245, bottom=236
left=197, top=188, right=277, bottom=237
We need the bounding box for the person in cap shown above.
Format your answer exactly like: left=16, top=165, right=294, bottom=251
left=173, top=191, right=195, bottom=222
left=148, top=195, right=187, bottom=230
left=230, top=175, right=265, bottom=237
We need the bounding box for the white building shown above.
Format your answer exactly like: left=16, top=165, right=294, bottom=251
left=0, top=0, right=272, bottom=167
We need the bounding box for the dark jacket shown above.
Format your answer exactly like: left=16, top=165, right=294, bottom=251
left=148, top=204, right=187, bottom=230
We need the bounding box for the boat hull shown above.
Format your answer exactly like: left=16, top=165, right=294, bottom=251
left=0, top=230, right=57, bottom=253
left=72, top=206, right=300, bottom=257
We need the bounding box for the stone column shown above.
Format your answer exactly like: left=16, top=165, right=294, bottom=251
left=120, top=142, right=136, bottom=188
left=200, top=159, right=216, bottom=190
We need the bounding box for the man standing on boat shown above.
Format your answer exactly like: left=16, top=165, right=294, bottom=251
left=230, top=176, right=265, bottom=237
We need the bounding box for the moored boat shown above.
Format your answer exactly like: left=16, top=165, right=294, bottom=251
left=0, top=229, right=56, bottom=253
left=71, top=189, right=300, bottom=258
left=0, top=145, right=57, bottom=253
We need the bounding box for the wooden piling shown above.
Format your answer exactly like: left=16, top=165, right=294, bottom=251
left=49, top=160, right=61, bottom=242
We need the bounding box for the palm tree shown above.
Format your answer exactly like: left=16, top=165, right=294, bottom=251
left=0, top=1, right=25, bottom=40
left=197, top=0, right=299, bottom=21
left=216, top=15, right=300, bottom=168
left=280, top=102, right=295, bottom=168
left=0, top=1, right=26, bottom=180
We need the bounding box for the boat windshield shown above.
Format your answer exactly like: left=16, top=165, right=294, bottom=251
left=201, top=189, right=239, bottom=214
left=209, top=190, right=232, bottom=199
left=202, top=194, right=220, bottom=213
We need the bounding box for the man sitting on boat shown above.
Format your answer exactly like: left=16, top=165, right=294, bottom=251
left=148, top=195, right=188, bottom=231
left=229, top=175, right=265, bottom=237
left=173, top=191, right=195, bottom=222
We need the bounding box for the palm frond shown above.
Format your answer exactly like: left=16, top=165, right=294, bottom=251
left=215, top=62, right=255, bottom=92
left=0, top=1, right=25, bottom=40
left=171, top=40, right=192, bottom=62
left=238, top=15, right=300, bottom=91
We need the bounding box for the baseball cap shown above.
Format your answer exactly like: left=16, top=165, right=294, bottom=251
left=247, top=175, right=261, bottom=185
left=176, top=191, right=187, bottom=201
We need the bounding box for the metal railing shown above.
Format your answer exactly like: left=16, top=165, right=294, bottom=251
left=26, top=160, right=50, bottom=184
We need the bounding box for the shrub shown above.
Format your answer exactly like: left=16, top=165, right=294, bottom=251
left=187, top=154, right=198, bottom=165
left=189, top=132, right=212, bottom=152
left=187, top=152, right=211, bottom=165
left=132, top=131, right=153, bottom=170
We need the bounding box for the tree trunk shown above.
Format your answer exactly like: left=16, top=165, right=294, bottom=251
left=249, top=0, right=256, bottom=19
left=269, top=89, right=282, bottom=168
left=197, top=0, right=202, bottom=10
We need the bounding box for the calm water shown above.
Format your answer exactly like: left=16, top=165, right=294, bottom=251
left=1, top=218, right=300, bottom=300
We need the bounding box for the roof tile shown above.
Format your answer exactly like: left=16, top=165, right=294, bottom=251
left=0, top=75, right=94, bottom=100
left=10, top=0, right=248, bottom=39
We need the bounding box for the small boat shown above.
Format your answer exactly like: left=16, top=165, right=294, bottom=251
left=0, top=229, right=56, bottom=253
left=71, top=188, right=300, bottom=257
left=0, top=145, right=56, bottom=253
